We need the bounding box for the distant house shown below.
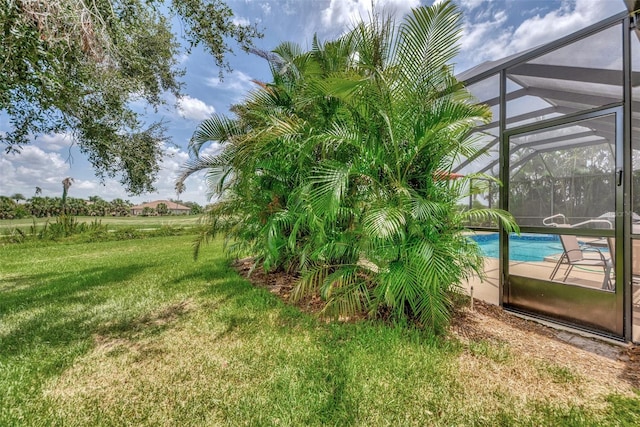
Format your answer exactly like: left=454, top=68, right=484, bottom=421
left=130, top=200, right=191, bottom=216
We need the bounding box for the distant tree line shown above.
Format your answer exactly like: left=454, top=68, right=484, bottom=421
left=0, top=195, right=131, bottom=219
left=0, top=195, right=203, bottom=219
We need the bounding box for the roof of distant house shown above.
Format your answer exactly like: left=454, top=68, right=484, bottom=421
left=130, top=200, right=190, bottom=210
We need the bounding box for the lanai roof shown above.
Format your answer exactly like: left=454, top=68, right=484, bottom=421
left=454, top=9, right=639, bottom=178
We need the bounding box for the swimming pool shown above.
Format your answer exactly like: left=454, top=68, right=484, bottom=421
left=470, top=233, right=565, bottom=262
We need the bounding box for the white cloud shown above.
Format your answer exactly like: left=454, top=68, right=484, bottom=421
left=508, top=0, right=625, bottom=53
left=177, top=95, right=215, bottom=121
left=321, top=0, right=370, bottom=30
left=199, top=143, right=222, bottom=156
left=233, top=16, right=250, bottom=26
left=73, top=180, right=99, bottom=191
left=458, top=9, right=509, bottom=70
left=205, top=69, right=258, bottom=104
left=0, top=141, right=215, bottom=205
left=122, top=144, right=215, bottom=205
left=261, top=2, right=271, bottom=15
left=206, top=70, right=255, bottom=91
left=457, top=0, right=627, bottom=72
left=319, top=0, right=420, bottom=35
left=178, top=52, right=190, bottom=65
left=459, top=0, right=492, bottom=10
left=0, top=146, right=70, bottom=197
left=34, top=132, right=75, bottom=151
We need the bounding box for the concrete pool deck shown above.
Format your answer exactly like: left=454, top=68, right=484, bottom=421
left=462, top=255, right=640, bottom=342
left=462, top=256, right=614, bottom=304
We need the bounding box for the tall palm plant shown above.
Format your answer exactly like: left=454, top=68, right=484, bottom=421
left=180, top=1, right=516, bottom=332
left=292, top=4, right=520, bottom=329
left=179, top=36, right=348, bottom=269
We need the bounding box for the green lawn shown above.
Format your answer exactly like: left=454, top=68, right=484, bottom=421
left=0, top=215, right=202, bottom=235
left=1, top=236, right=639, bottom=426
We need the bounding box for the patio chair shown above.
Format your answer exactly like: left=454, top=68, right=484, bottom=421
left=549, top=233, right=612, bottom=290
left=596, top=237, right=640, bottom=290
left=605, top=237, right=615, bottom=291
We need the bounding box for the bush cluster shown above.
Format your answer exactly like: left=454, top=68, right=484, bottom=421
left=181, top=2, right=516, bottom=332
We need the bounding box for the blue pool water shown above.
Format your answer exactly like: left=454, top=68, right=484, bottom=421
left=471, top=233, right=565, bottom=262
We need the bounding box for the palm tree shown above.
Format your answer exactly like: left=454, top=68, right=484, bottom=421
left=10, top=193, right=25, bottom=203
left=110, top=198, right=131, bottom=216
left=181, top=1, right=516, bottom=331
left=61, top=177, right=74, bottom=214
left=175, top=181, right=185, bottom=202
left=0, top=196, right=17, bottom=219
left=179, top=35, right=359, bottom=268
left=61, top=177, right=73, bottom=201
left=34, top=186, right=42, bottom=196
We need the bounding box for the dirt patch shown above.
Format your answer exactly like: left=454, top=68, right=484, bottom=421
left=451, top=301, right=640, bottom=406
left=234, top=258, right=640, bottom=396
left=141, top=299, right=195, bottom=327
left=93, top=299, right=195, bottom=355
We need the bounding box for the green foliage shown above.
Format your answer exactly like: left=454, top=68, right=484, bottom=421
left=0, top=195, right=134, bottom=218
left=0, top=196, right=26, bottom=219
left=10, top=193, right=25, bottom=202
left=180, top=1, right=517, bottom=332
left=47, top=215, right=81, bottom=238
left=468, top=340, right=512, bottom=364
left=605, top=393, right=640, bottom=425
left=156, top=202, right=169, bottom=216
left=142, top=206, right=156, bottom=216
left=0, top=215, right=196, bottom=244
left=1, top=0, right=261, bottom=194
left=188, top=202, right=204, bottom=215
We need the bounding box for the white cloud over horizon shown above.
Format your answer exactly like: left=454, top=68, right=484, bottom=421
left=0, top=142, right=214, bottom=205
left=0, top=146, right=71, bottom=197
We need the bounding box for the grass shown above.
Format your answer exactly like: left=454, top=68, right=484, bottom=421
left=0, top=215, right=202, bottom=235
left=0, top=215, right=202, bottom=244
left=1, top=235, right=639, bottom=426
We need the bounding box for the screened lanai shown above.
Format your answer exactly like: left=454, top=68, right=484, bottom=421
left=458, top=4, right=640, bottom=342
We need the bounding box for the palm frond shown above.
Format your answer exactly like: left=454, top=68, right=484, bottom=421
left=396, top=1, right=462, bottom=80
left=319, top=266, right=369, bottom=318
left=308, top=162, right=351, bottom=219
left=293, top=262, right=329, bottom=302
left=410, top=196, right=447, bottom=222
left=362, top=205, right=406, bottom=240
left=460, top=209, right=519, bottom=234
left=190, top=115, right=242, bottom=156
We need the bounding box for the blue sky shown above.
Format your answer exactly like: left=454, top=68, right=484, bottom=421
left=0, top=0, right=628, bottom=206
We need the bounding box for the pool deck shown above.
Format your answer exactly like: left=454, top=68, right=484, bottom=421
left=462, top=253, right=640, bottom=342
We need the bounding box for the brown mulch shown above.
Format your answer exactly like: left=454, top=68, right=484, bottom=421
left=232, top=258, right=325, bottom=313
left=233, top=257, right=640, bottom=392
